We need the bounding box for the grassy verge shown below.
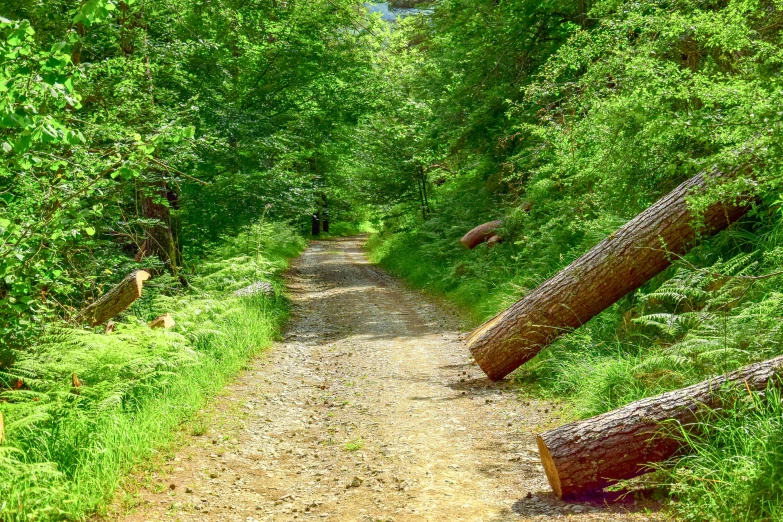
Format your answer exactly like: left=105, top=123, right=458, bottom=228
left=0, top=222, right=305, bottom=521
left=367, top=202, right=783, bottom=520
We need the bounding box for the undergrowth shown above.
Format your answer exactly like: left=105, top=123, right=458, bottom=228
left=662, top=386, right=783, bottom=522
left=0, top=222, right=305, bottom=521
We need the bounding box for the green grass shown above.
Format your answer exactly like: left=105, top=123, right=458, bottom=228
left=0, top=222, right=305, bottom=521
left=343, top=438, right=364, bottom=451
left=663, top=387, right=783, bottom=522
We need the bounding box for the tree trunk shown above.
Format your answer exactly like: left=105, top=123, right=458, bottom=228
left=139, top=182, right=178, bottom=273
left=538, top=354, right=783, bottom=499
left=467, top=169, right=750, bottom=380
left=322, top=197, right=329, bottom=233
left=461, top=220, right=502, bottom=250
left=311, top=213, right=320, bottom=236
left=76, top=270, right=151, bottom=326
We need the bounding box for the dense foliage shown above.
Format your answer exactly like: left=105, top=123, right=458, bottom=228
left=1, top=0, right=382, bottom=347
left=362, top=0, right=783, bottom=519
left=4, top=0, right=783, bottom=519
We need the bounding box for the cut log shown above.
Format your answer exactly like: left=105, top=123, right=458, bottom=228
left=149, top=313, right=175, bottom=329
left=461, top=220, right=502, bottom=249
left=76, top=270, right=151, bottom=327
left=538, top=354, right=783, bottom=499
left=486, top=235, right=502, bottom=249
left=467, top=169, right=750, bottom=380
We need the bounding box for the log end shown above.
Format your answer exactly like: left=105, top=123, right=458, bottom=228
left=149, top=313, right=175, bottom=329
left=465, top=311, right=514, bottom=380
left=537, top=434, right=563, bottom=499
left=486, top=235, right=502, bottom=248
left=134, top=270, right=152, bottom=298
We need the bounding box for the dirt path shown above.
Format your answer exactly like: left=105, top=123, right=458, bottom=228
left=118, top=237, right=658, bottom=522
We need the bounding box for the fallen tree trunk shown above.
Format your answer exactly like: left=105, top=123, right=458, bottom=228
left=76, top=270, right=151, bottom=327
left=538, top=355, right=783, bottom=499
left=461, top=220, right=502, bottom=249
left=467, top=169, right=750, bottom=380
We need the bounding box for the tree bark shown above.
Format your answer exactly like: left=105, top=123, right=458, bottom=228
left=139, top=182, right=178, bottom=273
left=538, top=354, right=783, bottom=499
left=467, top=169, right=750, bottom=380
left=461, top=220, right=502, bottom=250
left=322, top=196, right=329, bottom=233
left=311, top=213, right=320, bottom=236
left=76, top=270, right=151, bottom=326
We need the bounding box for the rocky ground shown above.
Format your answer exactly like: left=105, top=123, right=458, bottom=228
left=114, top=237, right=660, bottom=522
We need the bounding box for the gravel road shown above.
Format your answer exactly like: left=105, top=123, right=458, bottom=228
left=117, top=237, right=658, bottom=522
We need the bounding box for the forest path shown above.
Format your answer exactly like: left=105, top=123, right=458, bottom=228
left=118, top=237, right=656, bottom=522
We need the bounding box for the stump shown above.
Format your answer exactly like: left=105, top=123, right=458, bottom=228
left=149, top=313, right=175, bottom=329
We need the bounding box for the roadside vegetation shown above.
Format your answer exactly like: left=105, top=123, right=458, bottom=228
left=0, top=223, right=304, bottom=520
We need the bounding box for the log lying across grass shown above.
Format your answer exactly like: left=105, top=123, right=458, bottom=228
left=76, top=270, right=151, bottom=327
left=461, top=220, right=502, bottom=249
left=467, top=169, right=750, bottom=380
left=538, top=355, right=783, bottom=499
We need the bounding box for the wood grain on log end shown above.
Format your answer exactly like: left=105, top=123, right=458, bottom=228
left=461, top=220, right=502, bottom=249
left=134, top=270, right=151, bottom=296
left=149, top=313, right=175, bottom=329
left=466, top=309, right=515, bottom=380
left=537, top=434, right=562, bottom=498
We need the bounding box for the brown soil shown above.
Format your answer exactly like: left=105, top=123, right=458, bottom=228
left=115, top=237, right=659, bottom=522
